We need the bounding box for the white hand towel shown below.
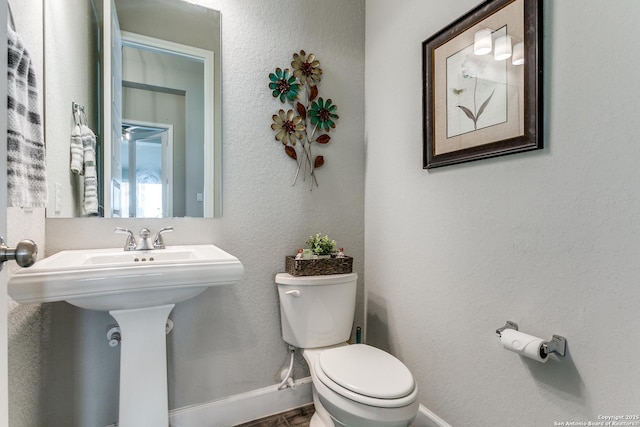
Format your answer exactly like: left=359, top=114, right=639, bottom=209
left=70, top=124, right=83, bottom=174
left=81, top=124, right=99, bottom=215
left=7, top=26, right=47, bottom=207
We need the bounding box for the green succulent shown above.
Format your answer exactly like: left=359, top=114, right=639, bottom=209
left=306, top=233, right=336, bottom=255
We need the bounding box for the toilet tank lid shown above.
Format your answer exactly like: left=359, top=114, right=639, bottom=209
left=318, top=344, right=415, bottom=400
left=275, top=272, right=358, bottom=286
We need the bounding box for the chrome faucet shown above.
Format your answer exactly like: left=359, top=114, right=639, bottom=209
left=115, top=227, right=172, bottom=251
left=136, top=228, right=154, bottom=250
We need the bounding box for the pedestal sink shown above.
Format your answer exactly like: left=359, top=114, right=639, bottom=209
left=8, top=244, right=244, bottom=427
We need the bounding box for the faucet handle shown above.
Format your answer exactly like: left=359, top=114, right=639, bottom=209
left=114, top=227, right=136, bottom=251
left=153, top=226, right=173, bottom=249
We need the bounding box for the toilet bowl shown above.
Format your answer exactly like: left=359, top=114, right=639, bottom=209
left=304, top=344, right=419, bottom=427
left=275, top=273, right=419, bottom=427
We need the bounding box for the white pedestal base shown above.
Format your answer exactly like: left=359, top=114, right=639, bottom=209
left=110, top=304, right=175, bottom=427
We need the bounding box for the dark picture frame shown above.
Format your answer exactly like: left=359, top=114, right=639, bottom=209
left=422, top=0, right=543, bottom=169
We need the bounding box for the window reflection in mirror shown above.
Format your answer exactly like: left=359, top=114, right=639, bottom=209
left=44, top=0, right=221, bottom=218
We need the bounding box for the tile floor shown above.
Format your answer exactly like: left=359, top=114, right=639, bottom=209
left=234, top=404, right=315, bottom=427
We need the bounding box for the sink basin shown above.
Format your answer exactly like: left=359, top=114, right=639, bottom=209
left=8, top=244, right=244, bottom=311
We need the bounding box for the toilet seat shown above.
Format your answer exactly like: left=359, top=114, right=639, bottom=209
left=315, top=344, right=417, bottom=408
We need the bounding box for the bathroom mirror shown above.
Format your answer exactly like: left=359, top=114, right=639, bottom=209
left=44, top=0, right=222, bottom=218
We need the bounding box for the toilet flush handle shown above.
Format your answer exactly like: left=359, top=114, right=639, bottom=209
left=285, top=290, right=300, bottom=297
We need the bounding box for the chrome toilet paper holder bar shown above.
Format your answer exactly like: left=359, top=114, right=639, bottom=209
left=495, top=321, right=567, bottom=358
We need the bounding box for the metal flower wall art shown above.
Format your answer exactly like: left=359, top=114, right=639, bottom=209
left=269, top=50, right=339, bottom=189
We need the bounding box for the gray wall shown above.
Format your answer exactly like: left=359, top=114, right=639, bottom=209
left=10, top=0, right=366, bottom=425
left=365, top=0, right=640, bottom=425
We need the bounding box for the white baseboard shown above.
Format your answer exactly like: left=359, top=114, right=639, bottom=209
left=108, top=378, right=451, bottom=427
left=413, top=404, right=452, bottom=427
left=169, top=377, right=313, bottom=427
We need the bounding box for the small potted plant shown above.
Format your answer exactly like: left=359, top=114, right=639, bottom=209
left=306, top=233, right=336, bottom=258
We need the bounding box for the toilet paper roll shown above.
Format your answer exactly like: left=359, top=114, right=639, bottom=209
left=500, top=329, right=548, bottom=363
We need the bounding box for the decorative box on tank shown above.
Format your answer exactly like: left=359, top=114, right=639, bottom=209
left=285, top=255, right=353, bottom=276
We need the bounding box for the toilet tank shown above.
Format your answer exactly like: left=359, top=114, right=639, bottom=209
left=275, top=272, right=357, bottom=348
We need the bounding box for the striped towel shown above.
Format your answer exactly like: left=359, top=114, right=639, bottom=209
left=80, top=124, right=99, bottom=215
left=7, top=25, right=47, bottom=207
left=70, top=124, right=83, bottom=174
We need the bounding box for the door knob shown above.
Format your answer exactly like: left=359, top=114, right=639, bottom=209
left=0, top=236, right=38, bottom=270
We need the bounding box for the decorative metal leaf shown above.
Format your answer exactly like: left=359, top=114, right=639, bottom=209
left=285, top=145, right=297, bottom=160
left=296, top=102, right=306, bottom=120
left=309, top=85, right=319, bottom=102
left=457, top=105, right=476, bottom=122
left=316, top=134, right=331, bottom=144
left=476, top=89, right=495, bottom=121
left=314, top=155, right=324, bottom=169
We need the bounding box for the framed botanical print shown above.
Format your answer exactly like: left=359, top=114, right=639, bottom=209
left=422, top=0, right=543, bottom=169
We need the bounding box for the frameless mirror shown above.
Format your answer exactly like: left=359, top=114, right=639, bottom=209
left=45, top=0, right=221, bottom=218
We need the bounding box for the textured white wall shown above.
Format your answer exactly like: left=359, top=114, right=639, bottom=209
left=26, top=0, right=365, bottom=425
left=170, top=0, right=367, bottom=407
left=365, top=0, right=640, bottom=425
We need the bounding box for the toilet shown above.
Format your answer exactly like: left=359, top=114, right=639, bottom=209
left=276, top=272, right=419, bottom=427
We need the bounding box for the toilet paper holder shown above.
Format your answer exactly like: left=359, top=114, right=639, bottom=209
left=495, top=321, right=566, bottom=358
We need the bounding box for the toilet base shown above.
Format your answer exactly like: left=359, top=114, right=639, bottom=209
left=310, top=412, right=330, bottom=427
left=310, top=384, right=335, bottom=427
